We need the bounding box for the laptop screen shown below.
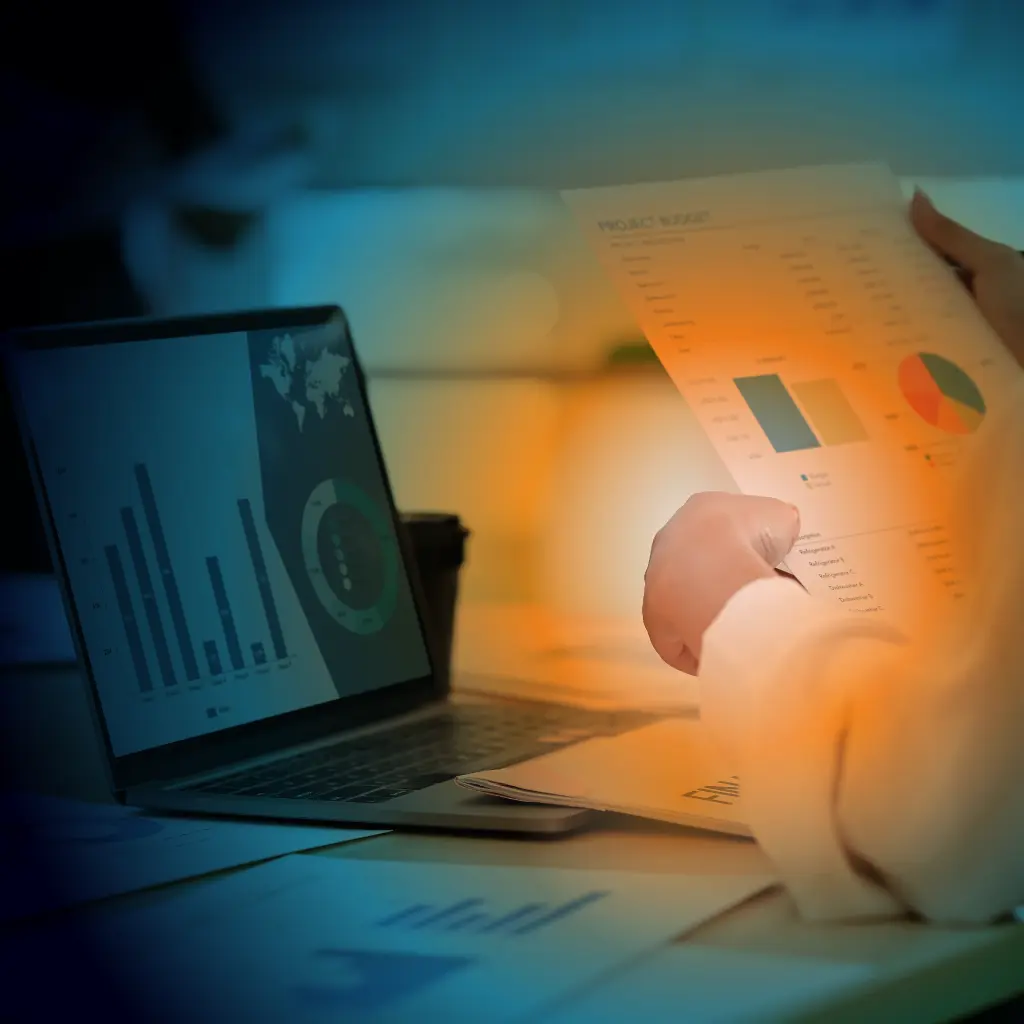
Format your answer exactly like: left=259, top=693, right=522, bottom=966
left=9, top=311, right=431, bottom=758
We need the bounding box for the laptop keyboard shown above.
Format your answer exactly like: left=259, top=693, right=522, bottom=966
left=183, top=703, right=651, bottom=805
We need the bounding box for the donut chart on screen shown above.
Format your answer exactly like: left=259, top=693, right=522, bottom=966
left=897, top=353, right=986, bottom=434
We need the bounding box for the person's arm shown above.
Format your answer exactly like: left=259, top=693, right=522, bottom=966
left=836, top=379, right=1024, bottom=923
left=644, top=193, right=1024, bottom=923
left=698, top=382, right=1024, bottom=923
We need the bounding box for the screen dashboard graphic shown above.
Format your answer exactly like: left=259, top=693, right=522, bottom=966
left=14, top=318, right=430, bottom=757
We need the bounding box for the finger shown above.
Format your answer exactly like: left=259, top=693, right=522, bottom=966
left=737, top=496, right=801, bottom=566
left=909, top=189, right=1008, bottom=274
left=647, top=627, right=700, bottom=675
left=668, top=645, right=700, bottom=676
left=642, top=589, right=700, bottom=675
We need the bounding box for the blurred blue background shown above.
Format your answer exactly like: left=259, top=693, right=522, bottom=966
left=4, top=0, right=1024, bottom=613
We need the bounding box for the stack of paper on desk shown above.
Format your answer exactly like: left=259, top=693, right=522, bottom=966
left=453, top=603, right=699, bottom=712
left=3, top=853, right=776, bottom=1023
left=457, top=717, right=751, bottom=838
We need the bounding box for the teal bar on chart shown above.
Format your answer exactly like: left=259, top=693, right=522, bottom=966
left=734, top=374, right=821, bottom=453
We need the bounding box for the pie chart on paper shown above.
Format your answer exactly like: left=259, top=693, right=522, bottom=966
left=897, top=352, right=986, bottom=434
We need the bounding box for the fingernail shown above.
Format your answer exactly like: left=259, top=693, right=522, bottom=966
left=913, top=186, right=934, bottom=209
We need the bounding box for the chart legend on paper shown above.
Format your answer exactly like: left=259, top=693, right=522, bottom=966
left=898, top=352, right=986, bottom=434
left=376, top=891, right=611, bottom=937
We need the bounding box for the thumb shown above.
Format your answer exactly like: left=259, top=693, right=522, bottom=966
left=909, top=189, right=1004, bottom=273
left=737, top=496, right=801, bottom=566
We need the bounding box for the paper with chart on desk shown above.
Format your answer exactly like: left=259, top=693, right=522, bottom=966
left=1, top=852, right=776, bottom=1023
left=562, top=163, right=1022, bottom=628
left=0, top=792, right=385, bottom=922
left=457, top=717, right=751, bottom=838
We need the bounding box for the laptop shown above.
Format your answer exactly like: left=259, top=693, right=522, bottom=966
left=3, top=306, right=656, bottom=835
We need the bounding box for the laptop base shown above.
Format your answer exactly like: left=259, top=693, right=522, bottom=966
left=126, top=780, right=592, bottom=837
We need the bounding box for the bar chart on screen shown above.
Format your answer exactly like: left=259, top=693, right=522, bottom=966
left=10, top=327, right=357, bottom=758
left=95, top=462, right=292, bottom=698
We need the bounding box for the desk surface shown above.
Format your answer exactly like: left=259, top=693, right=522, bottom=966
left=326, top=827, right=1023, bottom=1023
left=3, top=662, right=1022, bottom=1023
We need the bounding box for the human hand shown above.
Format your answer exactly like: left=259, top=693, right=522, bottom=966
left=642, top=492, right=801, bottom=675
left=910, top=189, right=1024, bottom=367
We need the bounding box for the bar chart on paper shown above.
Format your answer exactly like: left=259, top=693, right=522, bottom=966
left=734, top=375, right=820, bottom=453
left=376, top=891, right=611, bottom=938
left=734, top=374, right=870, bottom=454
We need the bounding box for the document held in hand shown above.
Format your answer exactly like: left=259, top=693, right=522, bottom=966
left=561, top=164, right=1019, bottom=628
left=456, top=717, right=750, bottom=837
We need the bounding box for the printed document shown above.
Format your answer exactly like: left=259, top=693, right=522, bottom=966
left=2, top=852, right=775, bottom=1023
left=0, top=792, right=384, bottom=921
left=562, top=164, right=1021, bottom=625
left=458, top=717, right=749, bottom=836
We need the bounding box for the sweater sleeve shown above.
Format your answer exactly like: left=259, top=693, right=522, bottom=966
left=697, top=378, right=1024, bottom=925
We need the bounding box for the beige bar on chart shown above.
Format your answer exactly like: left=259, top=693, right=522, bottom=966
left=790, top=378, right=870, bottom=447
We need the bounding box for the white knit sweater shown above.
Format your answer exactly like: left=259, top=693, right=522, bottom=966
left=699, top=377, right=1024, bottom=924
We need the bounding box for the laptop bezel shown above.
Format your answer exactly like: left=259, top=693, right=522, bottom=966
left=3, top=305, right=447, bottom=795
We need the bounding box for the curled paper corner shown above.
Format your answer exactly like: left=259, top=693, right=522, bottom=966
left=459, top=762, right=595, bottom=804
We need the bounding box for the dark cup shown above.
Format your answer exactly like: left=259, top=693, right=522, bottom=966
left=400, top=512, right=470, bottom=687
